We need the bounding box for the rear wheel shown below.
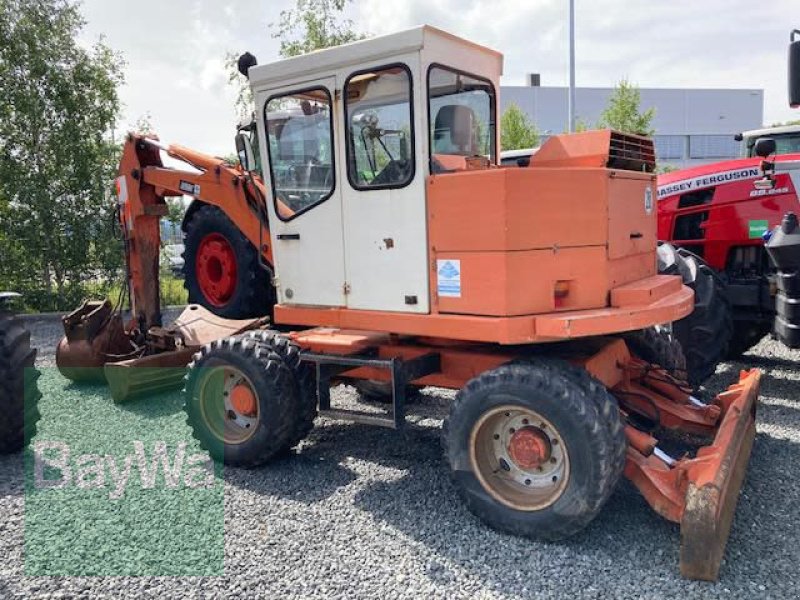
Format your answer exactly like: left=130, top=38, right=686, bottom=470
left=184, top=336, right=296, bottom=467
left=183, top=204, right=274, bottom=319
left=443, top=360, right=625, bottom=540
left=0, top=312, right=40, bottom=454
left=623, top=327, right=688, bottom=381
left=657, top=243, right=732, bottom=385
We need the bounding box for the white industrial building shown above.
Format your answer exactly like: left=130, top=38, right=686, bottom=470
left=501, top=78, right=764, bottom=168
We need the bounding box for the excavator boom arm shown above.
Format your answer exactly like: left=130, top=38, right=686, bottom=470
left=116, top=134, right=272, bottom=331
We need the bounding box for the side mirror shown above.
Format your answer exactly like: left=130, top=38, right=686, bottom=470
left=235, top=133, right=256, bottom=172
left=754, top=137, right=777, bottom=158
left=733, top=132, right=743, bottom=142
left=237, top=52, right=257, bottom=78
left=791, top=30, right=800, bottom=107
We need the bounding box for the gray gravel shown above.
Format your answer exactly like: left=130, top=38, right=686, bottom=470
left=1, top=319, right=799, bottom=599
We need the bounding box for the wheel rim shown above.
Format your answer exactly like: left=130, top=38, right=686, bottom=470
left=197, top=365, right=259, bottom=444
left=195, top=233, right=237, bottom=307
left=469, top=404, right=570, bottom=511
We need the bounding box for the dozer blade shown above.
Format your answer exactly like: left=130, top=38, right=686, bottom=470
left=620, top=369, right=761, bottom=581
left=104, top=305, right=268, bottom=403
left=679, top=370, right=760, bottom=581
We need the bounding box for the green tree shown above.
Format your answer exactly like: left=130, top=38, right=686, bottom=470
left=0, top=0, right=124, bottom=310
left=272, top=0, right=366, bottom=59
left=501, top=103, right=540, bottom=150
left=598, top=79, right=656, bottom=136
left=227, top=0, right=365, bottom=121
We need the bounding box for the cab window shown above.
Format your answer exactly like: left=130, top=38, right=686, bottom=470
left=745, top=133, right=800, bottom=157
left=265, top=87, right=335, bottom=220
left=345, top=65, right=414, bottom=189
left=428, top=65, right=496, bottom=172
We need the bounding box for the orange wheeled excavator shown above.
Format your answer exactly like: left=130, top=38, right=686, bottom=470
left=55, top=25, right=762, bottom=581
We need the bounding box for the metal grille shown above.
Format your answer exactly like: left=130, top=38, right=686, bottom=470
left=608, top=132, right=656, bottom=172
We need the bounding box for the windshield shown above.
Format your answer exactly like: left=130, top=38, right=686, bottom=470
left=743, top=132, right=800, bottom=157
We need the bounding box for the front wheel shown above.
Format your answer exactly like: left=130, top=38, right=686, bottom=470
left=443, top=360, right=625, bottom=540
left=184, top=336, right=297, bottom=468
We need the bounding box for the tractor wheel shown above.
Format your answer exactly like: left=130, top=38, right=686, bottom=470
left=726, top=322, right=771, bottom=358
left=0, top=312, right=41, bottom=454
left=243, top=330, right=317, bottom=447
left=443, top=360, right=625, bottom=541
left=184, top=336, right=296, bottom=468
left=183, top=204, right=275, bottom=319
left=623, top=327, right=688, bottom=381
left=657, top=243, right=732, bottom=385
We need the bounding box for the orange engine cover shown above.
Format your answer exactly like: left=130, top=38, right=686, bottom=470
left=427, top=166, right=658, bottom=317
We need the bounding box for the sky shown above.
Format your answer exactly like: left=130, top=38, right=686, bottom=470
left=78, top=0, right=800, bottom=156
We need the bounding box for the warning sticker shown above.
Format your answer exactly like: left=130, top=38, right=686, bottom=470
left=748, top=219, right=769, bottom=239
left=437, top=259, right=461, bottom=298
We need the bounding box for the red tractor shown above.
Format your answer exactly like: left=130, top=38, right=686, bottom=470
left=657, top=145, right=800, bottom=356
left=657, top=29, right=800, bottom=360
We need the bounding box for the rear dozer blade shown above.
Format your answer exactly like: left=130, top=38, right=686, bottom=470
left=679, top=371, right=759, bottom=580
left=620, top=368, right=760, bottom=581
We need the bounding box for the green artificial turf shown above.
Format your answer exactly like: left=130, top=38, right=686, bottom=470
left=24, top=369, right=224, bottom=576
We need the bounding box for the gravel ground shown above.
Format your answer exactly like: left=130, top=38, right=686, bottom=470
left=1, top=317, right=799, bottom=599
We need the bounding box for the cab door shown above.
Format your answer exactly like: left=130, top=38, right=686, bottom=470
left=259, top=79, right=346, bottom=308
left=337, top=59, right=429, bottom=313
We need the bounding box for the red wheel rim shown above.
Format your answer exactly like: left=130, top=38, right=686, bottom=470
left=195, top=233, right=237, bottom=307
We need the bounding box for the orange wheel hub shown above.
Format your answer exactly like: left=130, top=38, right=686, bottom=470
left=507, top=426, right=551, bottom=470
left=230, top=383, right=257, bottom=416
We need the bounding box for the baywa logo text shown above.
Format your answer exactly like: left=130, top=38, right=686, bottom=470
left=32, top=440, right=217, bottom=500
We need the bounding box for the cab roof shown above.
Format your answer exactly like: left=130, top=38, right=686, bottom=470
left=247, top=25, right=503, bottom=90
left=742, top=124, right=800, bottom=138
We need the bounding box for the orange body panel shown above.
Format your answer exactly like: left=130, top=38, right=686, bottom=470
left=528, top=129, right=656, bottom=171
left=274, top=280, right=692, bottom=344
left=425, top=166, right=657, bottom=318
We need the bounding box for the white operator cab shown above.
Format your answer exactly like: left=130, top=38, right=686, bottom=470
left=248, top=26, right=503, bottom=313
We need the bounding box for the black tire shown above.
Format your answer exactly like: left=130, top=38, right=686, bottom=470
left=442, top=360, right=625, bottom=541
left=623, top=327, right=688, bottom=381
left=726, top=322, right=771, bottom=358
left=0, top=312, right=41, bottom=454
left=657, top=243, right=732, bottom=385
left=182, top=204, right=275, bottom=319
left=184, top=336, right=296, bottom=468
left=243, top=330, right=317, bottom=447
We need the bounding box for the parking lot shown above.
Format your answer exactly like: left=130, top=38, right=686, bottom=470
left=0, top=317, right=798, bottom=599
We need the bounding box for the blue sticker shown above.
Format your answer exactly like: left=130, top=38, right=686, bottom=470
left=437, top=259, right=461, bottom=298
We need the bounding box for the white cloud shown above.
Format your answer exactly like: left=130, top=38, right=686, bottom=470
left=79, top=0, right=800, bottom=157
